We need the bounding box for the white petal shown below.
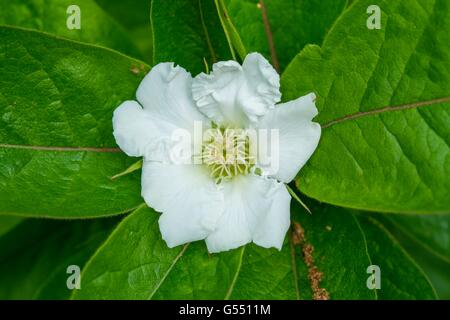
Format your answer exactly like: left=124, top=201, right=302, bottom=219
left=242, top=53, right=281, bottom=118
left=137, top=62, right=208, bottom=132
left=256, top=93, right=321, bottom=183
left=141, top=161, right=223, bottom=248
left=205, top=175, right=290, bottom=253
left=252, top=182, right=291, bottom=250
left=192, top=53, right=281, bottom=126
left=112, top=100, right=173, bottom=159
left=114, top=63, right=211, bottom=161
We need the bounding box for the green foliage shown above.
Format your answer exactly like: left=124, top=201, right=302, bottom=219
left=151, top=0, right=233, bottom=74
left=387, top=214, right=450, bottom=262
left=355, top=216, right=436, bottom=299
left=377, top=213, right=450, bottom=299
left=70, top=203, right=435, bottom=299
left=0, top=217, right=119, bottom=299
left=0, top=26, right=146, bottom=218
left=222, top=0, right=347, bottom=71
left=73, top=205, right=246, bottom=299
left=94, top=0, right=153, bottom=62
left=292, top=202, right=436, bottom=299
left=0, top=216, right=23, bottom=236
left=0, top=0, right=448, bottom=300
left=0, top=0, right=141, bottom=58
left=282, top=0, right=450, bottom=214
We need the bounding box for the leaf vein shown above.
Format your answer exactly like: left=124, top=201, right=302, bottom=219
left=147, top=243, right=190, bottom=300
left=321, top=95, right=450, bottom=129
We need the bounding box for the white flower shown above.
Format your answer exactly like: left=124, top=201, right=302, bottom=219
left=112, top=53, right=321, bottom=253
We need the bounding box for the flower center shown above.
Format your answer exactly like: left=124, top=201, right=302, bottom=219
left=201, top=127, right=254, bottom=183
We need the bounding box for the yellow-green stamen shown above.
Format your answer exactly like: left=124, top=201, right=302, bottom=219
left=201, top=127, right=254, bottom=183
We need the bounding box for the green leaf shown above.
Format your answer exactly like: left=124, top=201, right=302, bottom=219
left=0, top=216, right=23, bottom=237
left=72, top=202, right=435, bottom=299
left=0, top=26, right=148, bottom=218
left=221, top=0, right=347, bottom=71
left=155, top=237, right=297, bottom=300
left=386, top=214, right=450, bottom=262
left=227, top=239, right=306, bottom=299
left=0, top=217, right=119, bottom=299
left=72, top=205, right=245, bottom=299
left=95, top=0, right=153, bottom=62
left=291, top=203, right=375, bottom=299
left=72, top=204, right=182, bottom=299
left=355, top=215, right=437, bottom=299
left=214, top=0, right=247, bottom=60
left=402, top=241, right=450, bottom=299
left=0, top=0, right=141, bottom=58
left=282, top=0, right=450, bottom=213
left=151, top=0, right=233, bottom=74
left=376, top=213, right=450, bottom=299
left=291, top=201, right=436, bottom=299
left=73, top=205, right=300, bottom=300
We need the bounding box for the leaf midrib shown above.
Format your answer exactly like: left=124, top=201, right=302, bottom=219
left=224, top=245, right=245, bottom=300
left=352, top=214, right=379, bottom=300
left=321, top=95, right=450, bottom=129
left=0, top=144, right=121, bottom=153
left=0, top=25, right=148, bottom=65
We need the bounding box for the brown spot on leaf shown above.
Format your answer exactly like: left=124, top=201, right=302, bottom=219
left=293, top=221, right=305, bottom=242
left=291, top=231, right=301, bottom=246
left=302, top=244, right=329, bottom=300
left=292, top=222, right=330, bottom=300
left=130, top=66, right=140, bottom=75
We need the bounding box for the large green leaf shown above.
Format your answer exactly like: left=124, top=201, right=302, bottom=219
left=151, top=0, right=233, bottom=75
left=0, top=0, right=141, bottom=58
left=0, top=217, right=119, bottom=299
left=0, top=26, right=147, bottom=218
left=221, top=0, right=347, bottom=71
left=72, top=202, right=435, bottom=299
left=282, top=0, right=450, bottom=213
